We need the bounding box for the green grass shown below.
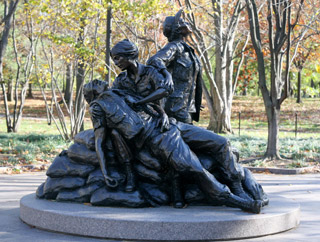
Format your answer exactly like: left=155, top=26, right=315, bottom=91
left=0, top=133, right=71, bottom=166
left=0, top=118, right=93, bottom=135
left=224, top=134, right=320, bottom=166
left=0, top=117, right=94, bottom=166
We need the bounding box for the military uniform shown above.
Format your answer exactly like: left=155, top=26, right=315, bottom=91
left=148, top=40, right=202, bottom=123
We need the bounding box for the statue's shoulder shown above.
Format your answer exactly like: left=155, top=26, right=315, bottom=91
left=168, top=41, right=184, bottom=52
left=160, top=41, right=183, bottom=53
left=143, top=63, right=157, bottom=73
left=112, top=71, right=127, bottom=88
left=143, top=64, right=163, bottom=79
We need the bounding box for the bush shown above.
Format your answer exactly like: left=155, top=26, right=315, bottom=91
left=0, top=133, right=70, bottom=165
left=227, top=135, right=320, bottom=164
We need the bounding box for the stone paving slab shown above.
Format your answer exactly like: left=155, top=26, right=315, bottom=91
left=1, top=172, right=320, bottom=241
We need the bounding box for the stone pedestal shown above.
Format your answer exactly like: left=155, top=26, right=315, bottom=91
left=20, top=194, right=299, bottom=241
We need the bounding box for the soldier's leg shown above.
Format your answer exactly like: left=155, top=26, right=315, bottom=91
left=111, top=129, right=135, bottom=192
left=167, top=136, right=262, bottom=213
left=242, top=168, right=269, bottom=206
left=176, top=122, right=243, bottom=181
left=176, top=122, right=255, bottom=201
left=147, top=125, right=261, bottom=213
left=148, top=126, right=231, bottom=199
left=171, top=171, right=185, bottom=208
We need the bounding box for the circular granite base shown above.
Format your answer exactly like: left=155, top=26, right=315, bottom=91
left=20, top=193, right=300, bottom=241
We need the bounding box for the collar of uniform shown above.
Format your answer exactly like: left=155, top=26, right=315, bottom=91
left=181, top=41, right=194, bottom=53
left=135, top=62, right=145, bottom=84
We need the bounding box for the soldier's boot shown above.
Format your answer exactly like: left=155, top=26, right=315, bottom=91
left=229, top=180, right=253, bottom=201
left=225, top=194, right=262, bottom=214
left=172, top=176, right=185, bottom=208
left=124, top=163, right=136, bottom=192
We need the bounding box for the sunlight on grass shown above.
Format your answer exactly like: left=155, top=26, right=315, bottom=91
left=0, top=133, right=70, bottom=166
left=0, top=118, right=93, bottom=135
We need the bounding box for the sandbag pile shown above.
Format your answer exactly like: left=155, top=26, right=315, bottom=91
left=36, top=129, right=179, bottom=207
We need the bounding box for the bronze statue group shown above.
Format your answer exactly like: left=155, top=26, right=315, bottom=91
left=38, top=10, right=268, bottom=214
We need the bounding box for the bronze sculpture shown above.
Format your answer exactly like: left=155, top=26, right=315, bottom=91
left=36, top=39, right=268, bottom=214
left=147, top=10, right=202, bottom=124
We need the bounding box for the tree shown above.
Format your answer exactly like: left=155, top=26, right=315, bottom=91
left=291, top=2, right=320, bottom=103
left=181, top=0, right=249, bottom=133
left=0, top=0, right=20, bottom=132
left=10, top=2, right=37, bottom=132
left=24, top=0, right=173, bottom=139
left=245, top=0, right=307, bottom=159
left=32, top=0, right=101, bottom=139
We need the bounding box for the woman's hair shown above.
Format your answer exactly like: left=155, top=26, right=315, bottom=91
left=110, top=39, right=139, bottom=60
left=83, top=79, right=109, bottom=102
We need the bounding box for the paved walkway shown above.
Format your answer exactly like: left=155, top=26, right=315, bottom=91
left=1, top=172, right=320, bottom=242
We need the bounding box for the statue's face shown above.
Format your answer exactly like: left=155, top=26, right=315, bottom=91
left=178, top=18, right=192, bottom=36
left=83, top=91, right=94, bottom=104
left=112, top=54, right=131, bottom=71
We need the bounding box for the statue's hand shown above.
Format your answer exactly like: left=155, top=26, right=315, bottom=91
left=161, top=69, right=173, bottom=83
left=158, top=113, right=170, bottom=132
left=125, top=95, right=138, bottom=108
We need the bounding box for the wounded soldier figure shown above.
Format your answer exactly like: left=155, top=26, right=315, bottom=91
left=83, top=39, right=268, bottom=214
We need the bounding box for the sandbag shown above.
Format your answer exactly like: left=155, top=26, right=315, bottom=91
left=46, top=151, right=95, bottom=178
left=86, top=167, right=126, bottom=185
left=74, top=129, right=95, bottom=151
left=43, top=176, right=86, bottom=194
left=67, top=143, right=99, bottom=166
left=36, top=183, right=45, bottom=198
left=86, top=169, right=104, bottom=185
left=139, top=182, right=169, bottom=207
left=90, top=187, right=148, bottom=208
left=56, top=183, right=104, bottom=203
left=184, top=184, right=206, bottom=204
left=37, top=181, right=58, bottom=200
left=134, top=163, right=163, bottom=184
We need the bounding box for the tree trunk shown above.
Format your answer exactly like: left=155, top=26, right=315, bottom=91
left=64, top=63, right=72, bottom=104
left=289, top=72, right=293, bottom=97
left=76, top=61, right=85, bottom=132
left=75, top=15, right=86, bottom=134
left=242, top=82, right=247, bottom=96
left=105, top=1, right=112, bottom=85
left=0, top=0, right=20, bottom=133
left=297, top=69, right=302, bottom=103
left=265, top=105, right=280, bottom=159
left=310, top=78, right=314, bottom=88
left=208, top=0, right=232, bottom=134
left=246, top=0, right=281, bottom=159
left=1, top=81, right=13, bottom=132
left=185, top=0, right=243, bottom=134
left=27, top=83, right=33, bottom=98
left=7, top=79, right=13, bottom=101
